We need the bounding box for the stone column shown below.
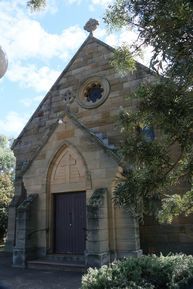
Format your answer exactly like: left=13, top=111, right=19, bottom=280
left=115, top=208, right=142, bottom=258
left=86, top=188, right=110, bottom=267
left=13, top=194, right=38, bottom=268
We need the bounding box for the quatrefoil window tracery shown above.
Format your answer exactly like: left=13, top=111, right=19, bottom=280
left=84, top=82, right=104, bottom=103
left=77, top=77, right=110, bottom=109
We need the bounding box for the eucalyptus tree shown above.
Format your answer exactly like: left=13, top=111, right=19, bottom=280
left=104, top=0, right=193, bottom=223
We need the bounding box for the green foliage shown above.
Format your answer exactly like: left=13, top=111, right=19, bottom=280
left=0, top=136, right=8, bottom=148
left=113, top=80, right=193, bottom=222
left=27, top=0, right=46, bottom=11
left=82, top=254, right=193, bottom=289
left=0, top=174, right=14, bottom=240
left=158, top=189, right=193, bottom=223
left=105, top=0, right=132, bottom=29
left=105, top=0, right=193, bottom=223
left=0, top=136, right=15, bottom=174
left=105, top=0, right=193, bottom=85
left=0, top=136, right=15, bottom=241
left=110, top=45, right=136, bottom=75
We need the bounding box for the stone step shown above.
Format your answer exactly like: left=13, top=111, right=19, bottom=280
left=27, top=259, right=86, bottom=272
left=45, top=254, right=85, bottom=264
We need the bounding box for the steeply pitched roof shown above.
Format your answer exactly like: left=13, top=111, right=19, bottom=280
left=12, top=34, right=115, bottom=150
left=12, top=33, right=154, bottom=177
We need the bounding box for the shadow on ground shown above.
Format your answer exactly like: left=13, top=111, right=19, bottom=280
left=0, top=253, right=82, bottom=289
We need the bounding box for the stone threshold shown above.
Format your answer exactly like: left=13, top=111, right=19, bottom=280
left=27, top=259, right=86, bottom=272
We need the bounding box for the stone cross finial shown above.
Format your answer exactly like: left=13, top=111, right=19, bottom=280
left=84, top=18, right=99, bottom=35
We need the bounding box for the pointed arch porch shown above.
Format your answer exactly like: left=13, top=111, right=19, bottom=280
left=46, top=141, right=91, bottom=255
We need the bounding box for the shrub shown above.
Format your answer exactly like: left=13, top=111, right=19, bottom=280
left=82, top=254, right=193, bottom=289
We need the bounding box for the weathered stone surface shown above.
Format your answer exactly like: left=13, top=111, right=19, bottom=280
left=7, top=33, right=187, bottom=271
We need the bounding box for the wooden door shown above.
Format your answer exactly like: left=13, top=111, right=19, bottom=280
left=54, top=191, right=86, bottom=254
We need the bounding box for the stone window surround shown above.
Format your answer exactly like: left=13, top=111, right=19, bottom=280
left=77, top=76, right=110, bottom=109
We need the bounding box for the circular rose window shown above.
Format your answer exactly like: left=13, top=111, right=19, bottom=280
left=77, top=77, right=110, bottom=109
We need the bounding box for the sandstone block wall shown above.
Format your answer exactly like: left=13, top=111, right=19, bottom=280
left=7, top=34, right=191, bottom=263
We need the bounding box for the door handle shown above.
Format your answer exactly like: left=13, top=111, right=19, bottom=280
left=69, top=212, right=72, bottom=227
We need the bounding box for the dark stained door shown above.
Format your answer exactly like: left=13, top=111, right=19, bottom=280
left=54, top=191, right=86, bottom=254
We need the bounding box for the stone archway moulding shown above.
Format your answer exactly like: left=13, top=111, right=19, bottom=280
left=46, top=141, right=92, bottom=193
left=51, top=147, right=85, bottom=187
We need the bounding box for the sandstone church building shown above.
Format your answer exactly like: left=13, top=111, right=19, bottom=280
left=6, top=20, right=193, bottom=269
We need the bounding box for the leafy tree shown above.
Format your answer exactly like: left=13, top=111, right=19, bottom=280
left=104, top=0, right=193, bottom=223
left=0, top=136, right=15, bottom=242
left=0, top=136, right=15, bottom=173
left=0, top=174, right=14, bottom=241
left=27, top=0, right=46, bottom=10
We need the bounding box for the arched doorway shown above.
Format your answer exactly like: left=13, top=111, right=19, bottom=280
left=47, top=145, right=87, bottom=255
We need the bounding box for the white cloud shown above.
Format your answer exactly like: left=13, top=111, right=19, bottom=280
left=0, top=18, right=86, bottom=62
left=7, top=63, right=60, bottom=92
left=0, top=111, right=28, bottom=137
left=33, top=0, right=58, bottom=14
left=94, top=28, right=107, bottom=39
left=0, top=0, right=152, bottom=99
left=105, top=33, right=119, bottom=47
left=105, top=29, right=139, bottom=48
left=0, top=0, right=89, bottom=103
left=65, top=0, right=112, bottom=6
left=105, top=29, right=153, bottom=68
left=20, top=95, right=44, bottom=108
left=89, top=0, right=113, bottom=10
left=65, top=0, right=82, bottom=4
left=0, top=1, right=86, bottom=64
left=136, top=45, right=153, bottom=68
left=91, top=0, right=113, bottom=5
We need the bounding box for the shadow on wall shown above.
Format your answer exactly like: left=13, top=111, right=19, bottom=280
left=0, top=284, right=10, bottom=289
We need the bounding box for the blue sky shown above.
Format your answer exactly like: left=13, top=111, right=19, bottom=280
left=0, top=0, right=151, bottom=138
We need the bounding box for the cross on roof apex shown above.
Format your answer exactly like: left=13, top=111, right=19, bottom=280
left=84, top=18, right=99, bottom=36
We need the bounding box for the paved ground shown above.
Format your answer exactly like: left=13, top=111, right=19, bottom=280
left=0, top=253, right=83, bottom=289
left=1, top=252, right=193, bottom=289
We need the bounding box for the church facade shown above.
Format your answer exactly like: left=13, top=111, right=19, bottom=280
left=6, top=28, right=193, bottom=268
